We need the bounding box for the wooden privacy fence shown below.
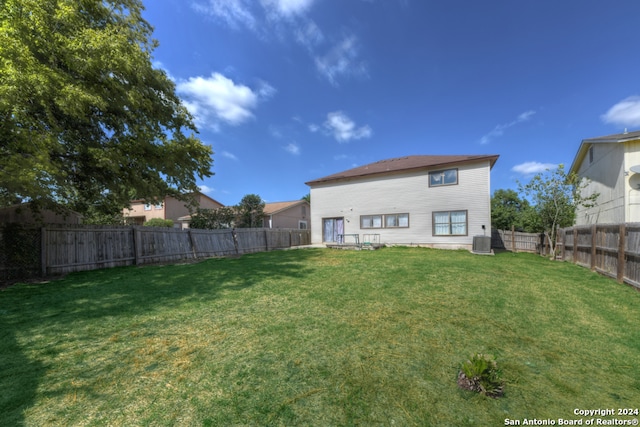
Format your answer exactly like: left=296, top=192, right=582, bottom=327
left=557, top=223, right=640, bottom=290
left=37, top=225, right=311, bottom=276
left=491, top=228, right=550, bottom=255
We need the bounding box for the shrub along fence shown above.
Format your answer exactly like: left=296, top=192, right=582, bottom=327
left=556, top=223, right=640, bottom=290
left=0, top=224, right=311, bottom=281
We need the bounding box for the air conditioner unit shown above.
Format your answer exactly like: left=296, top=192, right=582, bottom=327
left=472, top=235, right=492, bottom=254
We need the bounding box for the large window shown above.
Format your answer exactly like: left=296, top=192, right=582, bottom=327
left=429, top=168, right=458, bottom=187
left=433, top=210, right=467, bottom=236
left=361, top=213, right=409, bottom=229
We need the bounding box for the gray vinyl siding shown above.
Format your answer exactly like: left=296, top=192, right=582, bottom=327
left=309, top=161, right=492, bottom=248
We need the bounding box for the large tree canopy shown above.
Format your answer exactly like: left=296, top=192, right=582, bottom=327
left=0, top=0, right=213, bottom=215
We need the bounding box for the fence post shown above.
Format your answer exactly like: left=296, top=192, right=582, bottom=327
left=511, top=225, right=516, bottom=252
left=40, top=227, right=47, bottom=276
left=265, top=229, right=269, bottom=251
left=590, top=224, right=597, bottom=271
left=617, top=223, right=626, bottom=283
left=188, top=228, right=198, bottom=259
left=132, top=226, right=141, bottom=265
left=572, top=228, right=578, bottom=264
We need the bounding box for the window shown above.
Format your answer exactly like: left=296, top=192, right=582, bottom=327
left=144, top=204, right=152, bottom=211
left=433, top=210, right=467, bottom=236
left=301, top=205, right=307, bottom=217
left=155, top=203, right=163, bottom=210
left=361, top=214, right=409, bottom=229
left=429, top=168, right=458, bottom=187
left=385, top=213, right=409, bottom=228
left=299, top=220, right=308, bottom=230
left=589, top=146, right=594, bottom=164
left=361, top=215, right=383, bottom=229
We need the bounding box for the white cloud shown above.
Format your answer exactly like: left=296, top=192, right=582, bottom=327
left=222, top=151, right=238, bottom=160
left=192, top=0, right=257, bottom=30
left=323, top=111, right=372, bottom=143
left=198, top=185, right=216, bottom=194
left=480, top=110, right=536, bottom=144
left=176, top=73, right=274, bottom=130
left=601, top=96, right=640, bottom=127
left=284, top=142, right=300, bottom=155
left=315, top=35, right=368, bottom=86
left=295, top=20, right=324, bottom=51
left=308, top=123, right=320, bottom=133
left=512, top=161, right=558, bottom=175
left=261, top=0, right=315, bottom=17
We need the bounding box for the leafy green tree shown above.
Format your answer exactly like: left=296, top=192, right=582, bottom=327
left=491, top=189, right=536, bottom=232
left=301, top=193, right=310, bottom=203
left=519, top=164, right=598, bottom=255
left=189, top=206, right=237, bottom=230
left=0, top=0, right=213, bottom=215
left=236, top=194, right=265, bottom=228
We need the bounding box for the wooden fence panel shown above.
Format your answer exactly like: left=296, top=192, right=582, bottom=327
left=558, top=223, right=640, bottom=290
left=45, top=226, right=135, bottom=275
left=235, top=228, right=267, bottom=253
left=3, top=226, right=310, bottom=280
left=594, top=225, right=619, bottom=278
left=491, top=229, right=544, bottom=254
left=135, top=226, right=195, bottom=265
left=189, top=229, right=238, bottom=257
left=574, top=226, right=593, bottom=268
left=290, top=229, right=311, bottom=246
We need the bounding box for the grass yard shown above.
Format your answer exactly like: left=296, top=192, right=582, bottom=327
left=1, top=247, right=639, bottom=426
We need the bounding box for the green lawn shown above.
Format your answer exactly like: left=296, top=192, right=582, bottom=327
left=1, top=247, right=639, bottom=426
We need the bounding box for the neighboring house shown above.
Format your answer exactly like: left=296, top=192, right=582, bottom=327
left=0, top=203, right=82, bottom=225
left=305, top=154, right=499, bottom=249
left=569, top=129, right=640, bottom=225
left=123, top=192, right=224, bottom=228
left=263, top=200, right=310, bottom=229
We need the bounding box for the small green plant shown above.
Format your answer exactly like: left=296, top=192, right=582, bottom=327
left=458, top=353, right=504, bottom=398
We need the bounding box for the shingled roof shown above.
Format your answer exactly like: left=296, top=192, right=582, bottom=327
left=305, top=154, right=499, bottom=186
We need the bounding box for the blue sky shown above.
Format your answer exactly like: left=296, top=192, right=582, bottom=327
left=142, top=0, right=640, bottom=206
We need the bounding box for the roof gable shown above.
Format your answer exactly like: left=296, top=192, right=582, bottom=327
left=305, top=154, right=499, bottom=186
left=263, top=200, right=307, bottom=215
left=570, top=130, right=640, bottom=174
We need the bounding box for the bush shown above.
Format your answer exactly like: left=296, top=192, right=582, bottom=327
left=457, top=353, right=504, bottom=398
left=143, top=218, right=174, bottom=227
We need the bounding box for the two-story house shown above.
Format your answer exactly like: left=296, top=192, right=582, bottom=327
left=305, top=154, right=499, bottom=249
left=570, top=129, right=640, bottom=225
left=123, top=192, right=224, bottom=228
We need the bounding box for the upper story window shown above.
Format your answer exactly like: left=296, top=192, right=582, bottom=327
left=144, top=204, right=152, bottom=211
left=589, top=146, right=594, bottom=164
left=155, top=203, right=163, bottom=210
left=429, top=168, right=458, bottom=187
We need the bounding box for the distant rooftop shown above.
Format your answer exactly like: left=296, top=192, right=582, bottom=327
left=305, top=154, right=499, bottom=186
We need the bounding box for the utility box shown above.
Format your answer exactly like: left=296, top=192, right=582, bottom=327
left=472, top=235, right=492, bottom=254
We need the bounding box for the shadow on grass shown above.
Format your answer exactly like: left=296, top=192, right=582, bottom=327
left=0, top=248, right=321, bottom=424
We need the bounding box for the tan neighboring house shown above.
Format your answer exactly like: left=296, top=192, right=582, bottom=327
left=263, top=200, right=310, bottom=229
left=123, top=193, right=224, bottom=229
left=305, top=154, right=499, bottom=249
left=570, top=129, right=640, bottom=225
